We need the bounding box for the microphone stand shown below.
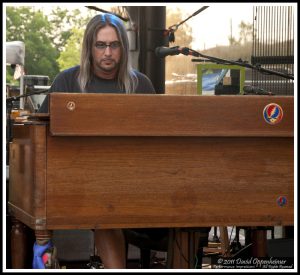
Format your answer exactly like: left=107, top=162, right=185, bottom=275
left=188, top=48, right=294, bottom=80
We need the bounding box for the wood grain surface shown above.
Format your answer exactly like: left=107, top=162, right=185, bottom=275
left=9, top=95, right=294, bottom=230
left=50, top=94, right=293, bottom=137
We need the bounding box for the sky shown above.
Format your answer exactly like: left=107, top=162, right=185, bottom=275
left=179, top=3, right=254, bottom=50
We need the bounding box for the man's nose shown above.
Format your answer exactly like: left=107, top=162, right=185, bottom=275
left=104, top=46, right=112, bottom=55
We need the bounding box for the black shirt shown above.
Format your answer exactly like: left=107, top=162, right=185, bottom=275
left=38, top=65, right=155, bottom=113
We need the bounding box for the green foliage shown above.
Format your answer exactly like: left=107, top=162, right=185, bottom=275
left=48, top=7, right=72, bottom=52
left=6, top=66, right=19, bottom=86
left=6, top=6, right=92, bottom=84
left=6, top=6, right=59, bottom=82
left=49, top=7, right=92, bottom=52
left=57, top=28, right=84, bottom=70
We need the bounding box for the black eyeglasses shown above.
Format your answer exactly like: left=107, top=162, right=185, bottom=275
left=95, top=41, right=121, bottom=50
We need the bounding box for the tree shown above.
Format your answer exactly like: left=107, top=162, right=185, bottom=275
left=6, top=7, right=60, bottom=82
left=52, top=8, right=97, bottom=71
left=228, top=20, right=252, bottom=46
left=166, top=8, right=193, bottom=47
left=57, top=28, right=84, bottom=70
left=238, top=21, right=252, bottom=45
left=48, top=7, right=93, bottom=52
left=165, top=8, right=194, bottom=81
left=6, top=6, right=95, bottom=83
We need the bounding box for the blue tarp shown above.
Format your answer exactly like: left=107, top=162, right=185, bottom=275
left=202, top=69, right=228, bottom=91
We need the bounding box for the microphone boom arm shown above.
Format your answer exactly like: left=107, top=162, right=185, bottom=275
left=6, top=88, right=50, bottom=104
left=189, top=49, right=294, bottom=80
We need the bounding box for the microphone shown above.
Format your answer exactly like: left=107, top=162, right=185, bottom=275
left=243, top=85, right=274, bottom=95
left=155, top=46, right=196, bottom=58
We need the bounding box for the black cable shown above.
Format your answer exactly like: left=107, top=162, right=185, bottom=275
left=175, top=233, right=189, bottom=264
left=166, top=6, right=209, bottom=43
left=168, top=6, right=209, bottom=32
left=188, top=48, right=294, bottom=80
left=85, top=6, right=129, bottom=22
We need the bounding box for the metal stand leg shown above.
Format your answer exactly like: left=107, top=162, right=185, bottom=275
left=212, top=227, right=220, bottom=243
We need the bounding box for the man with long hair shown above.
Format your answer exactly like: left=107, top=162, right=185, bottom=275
left=39, top=13, right=155, bottom=111
left=39, top=13, right=167, bottom=268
